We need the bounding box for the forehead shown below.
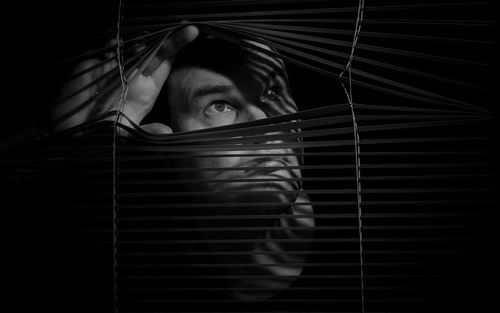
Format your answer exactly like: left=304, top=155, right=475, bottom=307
left=167, top=51, right=289, bottom=99
left=243, top=40, right=286, bottom=69
left=169, top=66, right=235, bottom=100
left=172, top=37, right=288, bottom=80
left=166, top=65, right=267, bottom=114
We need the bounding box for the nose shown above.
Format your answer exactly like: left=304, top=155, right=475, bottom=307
left=246, top=103, right=268, bottom=122
left=238, top=104, right=301, bottom=180
left=242, top=102, right=299, bottom=159
left=243, top=103, right=295, bottom=147
left=244, top=104, right=279, bottom=144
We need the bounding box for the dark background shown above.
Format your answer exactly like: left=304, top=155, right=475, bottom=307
left=1, top=0, right=497, bottom=312
left=1, top=0, right=497, bottom=138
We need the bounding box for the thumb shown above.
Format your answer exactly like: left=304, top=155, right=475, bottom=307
left=140, top=122, right=173, bottom=135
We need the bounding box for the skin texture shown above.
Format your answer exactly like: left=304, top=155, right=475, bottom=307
left=51, top=25, right=200, bottom=134
left=52, top=26, right=314, bottom=300
left=161, top=40, right=314, bottom=300
left=165, top=54, right=301, bottom=212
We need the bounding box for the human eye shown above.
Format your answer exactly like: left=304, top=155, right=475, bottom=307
left=204, top=100, right=235, bottom=115
left=262, top=86, right=282, bottom=101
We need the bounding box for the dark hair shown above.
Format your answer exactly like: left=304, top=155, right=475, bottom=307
left=174, top=35, right=260, bottom=73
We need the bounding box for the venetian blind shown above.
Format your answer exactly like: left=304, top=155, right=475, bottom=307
left=1, top=1, right=495, bottom=313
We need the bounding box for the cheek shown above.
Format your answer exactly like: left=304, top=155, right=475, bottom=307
left=182, top=153, right=243, bottom=180
left=196, top=154, right=241, bottom=171
left=175, top=115, right=206, bottom=132
left=210, top=111, right=238, bottom=127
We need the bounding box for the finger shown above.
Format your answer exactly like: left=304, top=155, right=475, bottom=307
left=133, top=43, right=147, bottom=54
left=100, top=86, right=123, bottom=115
left=160, top=25, right=199, bottom=59
left=140, top=122, right=173, bottom=135
left=143, top=25, right=199, bottom=76
left=149, top=25, right=199, bottom=86
left=104, top=39, right=117, bottom=59
left=149, top=58, right=172, bottom=87
left=102, top=58, right=118, bottom=74
left=99, top=58, right=118, bottom=92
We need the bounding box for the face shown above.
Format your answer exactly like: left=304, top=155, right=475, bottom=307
left=165, top=47, right=301, bottom=213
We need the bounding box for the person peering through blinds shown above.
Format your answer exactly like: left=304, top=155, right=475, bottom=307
left=51, top=25, right=314, bottom=301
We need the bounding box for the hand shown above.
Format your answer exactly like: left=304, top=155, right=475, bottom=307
left=51, top=25, right=199, bottom=135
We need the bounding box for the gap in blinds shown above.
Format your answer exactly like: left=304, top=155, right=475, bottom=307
left=0, top=0, right=495, bottom=313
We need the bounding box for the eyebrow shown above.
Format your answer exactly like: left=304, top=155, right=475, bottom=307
left=192, top=85, right=233, bottom=101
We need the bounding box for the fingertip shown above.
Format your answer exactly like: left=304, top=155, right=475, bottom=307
left=133, top=43, right=147, bottom=53
left=172, top=24, right=199, bottom=48
left=140, top=123, right=173, bottom=135
left=155, top=24, right=199, bottom=61
left=183, top=24, right=199, bottom=41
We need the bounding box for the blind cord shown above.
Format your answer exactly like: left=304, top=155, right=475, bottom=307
left=113, top=0, right=128, bottom=312
left=340, top=0, right=365, bottom=312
